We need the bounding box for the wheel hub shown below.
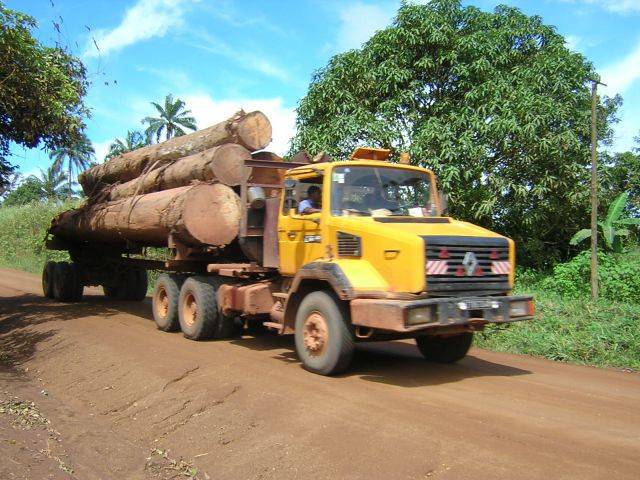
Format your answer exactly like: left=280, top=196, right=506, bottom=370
left=303, top=312, right=329, bottom=356
left=183, top=292, right=197, bottom=327
left=155, top=286, right=169, bottom=318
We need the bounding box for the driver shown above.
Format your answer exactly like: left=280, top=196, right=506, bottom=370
left=298, top=185, right=322, bottom=214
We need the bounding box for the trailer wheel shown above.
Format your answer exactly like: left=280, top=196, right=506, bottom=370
left=178, top=277, right=218, bottom=340
left=52, top=262, right=84, bottom=302
left=415, top=332, right=473, bottom=363
left=153, top=274, right=183, bottom=332
left=294, top=291, right=354, bottom=376
left=42, top=261, right=56, bottom=299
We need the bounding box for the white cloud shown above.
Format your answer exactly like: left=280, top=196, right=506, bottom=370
left=92, top=140, right=113, bottom=163
left=185, top=30, right=293, bottom=84
left=560, top=1, right=640, bottom=14
left=600, top=39, right=640, bottom=95
left=84, top=0, right=198, bottom=58
left=336, top=2, right=396, bottom=51
left=564, top=35, right=582, bottom=51
left=179, top=93, right=296, bottom=155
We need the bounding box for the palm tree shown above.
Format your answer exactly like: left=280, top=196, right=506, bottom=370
left=30, top=165, right=71, bottom=200
left=106, top=130, right=148, bottom=160
left=49, top=133, right=95, bottom=197
left=142, top=94, right=197, bottom=143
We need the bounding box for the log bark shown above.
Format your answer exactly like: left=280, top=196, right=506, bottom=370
left=79, top=110, right=272, bottom=194
left=50, top=184, right=242, bottom=247
left=106, top=144, right=252, bottom=201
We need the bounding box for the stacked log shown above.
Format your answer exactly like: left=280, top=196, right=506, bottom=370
left=50, top=110, right=283, bottom=250
left=78, top=110, right=271, bottom=195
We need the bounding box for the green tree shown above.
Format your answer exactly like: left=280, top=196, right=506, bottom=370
left=49, top=133, right=94, bottom=196
left=570, top=192, right=640, bottom=253
left=105, top=130, right=148, bottom=160
left=291, top=0, right=620, bottom=267
left=32, top=165, right=70, bottom=200
left=142, top=94, right=197, bottom=143
left=0, top=3, right=88, bottom=188
left=2, top=176, right=43, bottom=206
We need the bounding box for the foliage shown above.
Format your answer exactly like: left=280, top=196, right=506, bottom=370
left=475, top=288, right=640, bottom=370
left=105, top=130, right=148, bottom=160
left=142, top=94, right=197, bottom=143
left=0, top=2, right=89, bottom=188
left=291, top=0, right=620, bottom=268
left=32, top=165, right=72, bottom=200
left=1, top=177, right=43, bottom=206
left=570, top=192, right=640, bottom=252
left=539, top=250, right=640, bottom=303
left=49, top=132, right=94, bottom=195
left=0, top=201, right=75, bottom=272
left=601, top=148, right=640, bottom=216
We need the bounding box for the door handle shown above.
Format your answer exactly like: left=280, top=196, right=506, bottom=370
left=287, top=232, right=296, bottom=240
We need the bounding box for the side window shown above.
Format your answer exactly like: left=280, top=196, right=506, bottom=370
left=283, top=177, right=322, bottom=215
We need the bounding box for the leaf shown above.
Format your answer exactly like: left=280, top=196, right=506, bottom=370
left=569, top=229, right=591, bottom=245
left=604, top=192, right=628, bottom=227
left=617, top=218, right=640, bottom=225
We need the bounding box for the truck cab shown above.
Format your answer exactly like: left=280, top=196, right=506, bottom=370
left=269, top=147, right=534, bottom=374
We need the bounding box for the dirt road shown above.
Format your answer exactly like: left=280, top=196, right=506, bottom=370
left=0, top=268, right=638, bottom=479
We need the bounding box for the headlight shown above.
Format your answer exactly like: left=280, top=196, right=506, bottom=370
left=407, top=306, right=435, bottom=325
left=510, top=300, right=534, bottom=317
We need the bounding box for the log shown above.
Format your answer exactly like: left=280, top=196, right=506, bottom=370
left=79, top=110, right=272, bottom=194
left=107, top=144, right=252, bottom=201
left=50, top=184, right=242, bottom=247
left=249, top=151, right=285, bottom=198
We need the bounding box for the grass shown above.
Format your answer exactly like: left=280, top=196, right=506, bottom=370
left=475, top=287, right=640, bottom=370
left=0, top=201, right=638, bottom=371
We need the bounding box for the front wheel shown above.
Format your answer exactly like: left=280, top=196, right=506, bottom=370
left=415, top=332, right=473, bottom=363
left=294, top=291, right=354, bottom=376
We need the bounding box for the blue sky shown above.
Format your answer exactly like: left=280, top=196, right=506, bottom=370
left=8, top=0, right=640, bottom=177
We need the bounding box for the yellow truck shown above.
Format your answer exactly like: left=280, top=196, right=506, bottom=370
left=44, top=147, right=534, bottom=376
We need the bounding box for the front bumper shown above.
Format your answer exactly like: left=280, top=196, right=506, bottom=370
left=350, top=295, right=534, bottom=333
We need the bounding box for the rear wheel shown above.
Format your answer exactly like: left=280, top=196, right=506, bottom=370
left=178, top=277, right=218, bottom=340
left=152, top=274, right=183, bottom=332
left=42, top=261, right=56, bottom=299
left=415, top=332, right=473, bottom=363
left=294, top=291, right=354, bottom=376
left=52, top=262, right=84, bottom=302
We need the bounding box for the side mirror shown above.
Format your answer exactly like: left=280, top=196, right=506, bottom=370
left=283, top=179, right=298, bottom=212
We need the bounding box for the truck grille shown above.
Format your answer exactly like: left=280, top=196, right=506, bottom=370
left=337, top=232, right=361, bottom=257
left=422, top=236, right=510, bottom=296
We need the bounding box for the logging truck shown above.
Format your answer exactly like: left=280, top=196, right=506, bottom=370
left=42, top=115, right=534, bottom=375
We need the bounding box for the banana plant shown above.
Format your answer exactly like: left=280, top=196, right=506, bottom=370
left=570, top=192, right=640, bottom=253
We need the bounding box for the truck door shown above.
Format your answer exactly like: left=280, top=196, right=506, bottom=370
left=278, top=175, right=324, bottom=275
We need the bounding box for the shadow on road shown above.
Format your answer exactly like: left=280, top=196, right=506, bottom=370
left=230, top=333, right=531, bottom=387
left=1, top=292, right=531, bottom=388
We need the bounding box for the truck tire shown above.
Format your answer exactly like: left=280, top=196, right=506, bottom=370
left=178, top=276, right=218, bottom=340
left=153, top=274, right=183, bottom=332
left=294, top=291, right=354, bottom=376
left=415, top=332, right=473, bottom=363
left=42, top=261, right=56, bottom=299
left=52, top=262, right=84, bottom=302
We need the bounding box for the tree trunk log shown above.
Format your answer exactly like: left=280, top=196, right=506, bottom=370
left=50, top=184, right=242, bottom=247
left=249, top=151, right=285, bottom=198
left=106, top=144, right=251, bottom=201
left=79, top=110, right=271, bottom=194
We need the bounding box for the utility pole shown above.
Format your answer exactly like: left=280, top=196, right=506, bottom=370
left=589, top=79, right=605, bottom=301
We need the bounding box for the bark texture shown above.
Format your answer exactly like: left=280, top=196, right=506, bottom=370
left=50, top=184, right=242, bottom=247
left=79, top=110, right=271, bottom=194
left=107, top=144, right=252, bottom=201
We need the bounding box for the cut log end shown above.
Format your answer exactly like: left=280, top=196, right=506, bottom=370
left=211, top=144, right=252, bottom=186
left=237, top=111, right=272, bottom=151
left=181, top=184, right=241, bottom=246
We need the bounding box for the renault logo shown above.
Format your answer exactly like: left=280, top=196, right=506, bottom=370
left=462, top=251, right=478, bottom=276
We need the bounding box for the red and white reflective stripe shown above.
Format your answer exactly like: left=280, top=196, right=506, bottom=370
left=426, top=260, right=448, bottom=275
left=491, top=261, right=511, bottom=275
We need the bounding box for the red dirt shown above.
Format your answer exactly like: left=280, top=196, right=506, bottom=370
left=0, top=268, right=639, bottom=479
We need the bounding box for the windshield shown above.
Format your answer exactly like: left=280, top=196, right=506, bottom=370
left=331, top=166, right=435, bottom=217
